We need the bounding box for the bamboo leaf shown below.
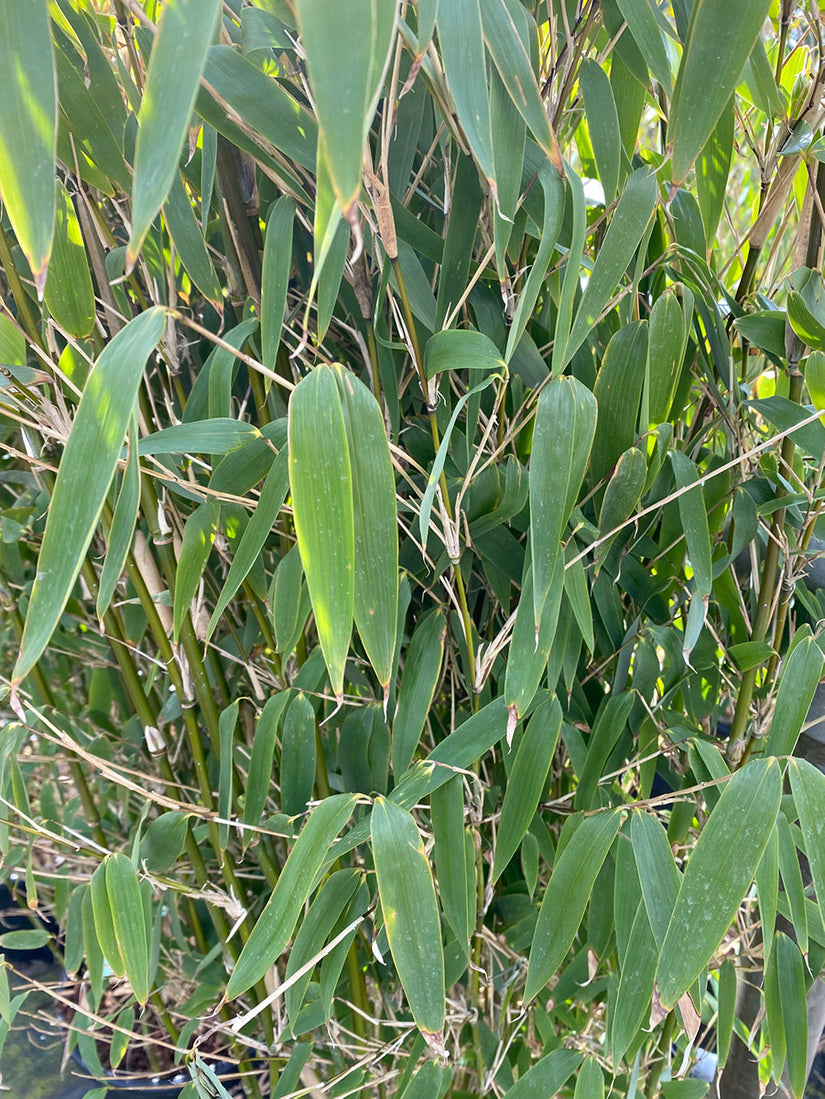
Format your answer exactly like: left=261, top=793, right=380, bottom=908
left=0, top=0, right=56, bottom=292
left=128, top=0, right=221, bottom=266
left=696, top=98, right=734, bottom=245
left=333, top=364, right=398, bottom=690
left=105, top=854, right=150, bottom=1006
left=525, top=810, right=622, bottom=1002
left=789, top=759, right=825, bottom=934
left=271, top=544, right=311, bottom=662
left=97, top=413, right=141, bottom=619
left=288, top=365, right=354, bottom=702
left=479, top=0, right=560, bottom=168
left=493, top=697, right=561, bottom=882
left=431, top=775, right=474, bottom=951
left=580, top=60, right=621, bottom=205
left=564, top=168, right=658, bottom=368
left=227, top=793, right=359, bottom=997
left=504, top=554, right=564, bottom=730
left=438, top=0, right=496, bottom=190
left=668, top=0, right=772, bottom=184
left=574, top=1056, right=604, bottom=1099
left=777, top=811, right=807, bottom=957
left=647, top=289, right=686, bottom=426
left=764, top=628, right=824, bottom=757
left=756, top=822, right=779, bottom=964
left=140, top=420, right=260, bottom=457
left=764, top=930, right=787, bottom=1082
left=616, top=0, right=672, bottom=91
left=392, top=609, right=446, bottom=776
left=424, top=329, right=506, bottom=379
left=14, top=307, right=166, bottom=684
left=173, top=499, right=220, bottom=643
left=371, top=797, right=445, bottom=1038
left=44, top=181, right=95, bottom=337
left=591, top=322, right=648, bottom=489
left=218, top=702, right=238, bottom=849
left=163, top=169, right=222, bottom=304
left=295, top=0, right=398, bottom=213
left=243, top=691, right=294, bottom=835
left=596, top=447, right=646, bottom=564
left=668, top=450, right=711, bottom=658
left=776, top=932, right=808, bottom=1099
left=530, top=375, right=597, bottom=628
left=261, top=196, right=295, bottom=370
left=90, top=861, right=125, bottom=979
left=500, top=1049, right=582, bottom=1099
left=655, top=759, right=781, bottom=1010
left=206, top=449, right=289, bottom=641
left=716, top=957, right=736, bottom=1071
left=631, top=811, right=680, bottom=947
left=281, top=692, right=317, bottom=817
left=611, top=899, right=658, bottom=1062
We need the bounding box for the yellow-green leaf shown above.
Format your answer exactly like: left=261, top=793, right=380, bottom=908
left=44, top=182, right=95, bottom=337
left=105, top=854, right=151, bottom=1006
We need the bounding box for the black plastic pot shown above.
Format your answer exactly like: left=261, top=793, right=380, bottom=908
left=69, top=1045, right=250, bottom=1098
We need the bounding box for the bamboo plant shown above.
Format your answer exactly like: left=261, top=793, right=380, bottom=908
left=3, top=1, right=825, bottom=1097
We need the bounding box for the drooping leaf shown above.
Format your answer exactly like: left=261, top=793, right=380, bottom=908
left=227, top=793, right=359, bottom=997
left=44, top=181, right=95, bottom=337
left=655, top=759, right=781, bottom=1009
left=105, top=854, right=151, bottom=1006
left=288, top=365, right=354, bottom=702
left=668, top=0, right=772, bottom=184
left=438, top=0, right=496, bottom=190
left=0, top=0, right=56, bottom=291
left=392, top=609, right=446, bottom=775
left=261, top=196, right=296, bottom=370
left=371, top=797, right=445, bottom=1038
left=14, top=307, right=166, bottom=684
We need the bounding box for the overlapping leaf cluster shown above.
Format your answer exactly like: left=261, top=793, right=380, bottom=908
left=2, top=2, right=825, bottom=1097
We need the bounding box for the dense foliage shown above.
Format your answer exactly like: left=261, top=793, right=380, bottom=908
left=3, top=1, right=825, bottom=1097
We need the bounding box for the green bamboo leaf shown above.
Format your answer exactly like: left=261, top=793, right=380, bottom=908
left=764, top=931, right=787, bottom=1083
left=505, top=162, right=565, bottom=362
left=89, top=857, right=125, bottom=980
left=668, top=0, right=772, bottom=184
left=261, top=196, right=295, bottom=370
left=206, top=450, right=289, bottom=641
left=81, top=886, right=105, bottom=1007
left=105, top=854, right=150, bottom=1006
left=399, top=1061, right=452, bottom=1099
left=805, top=349, right=825, bottom=410
left=434, top=154, right=484, bottom=331
left=163, top=170, right=222, bottom=304
left=596, top=447, right=647, bottom=565
left=438, top=0, right=496, bottom=190
left=424, top=329, right=506, bottom=379
left=500, top=1049, right=582, bottom=1099
left=271, top=544, right=311, bottom=661
left=138, top=811, right=190, bottom=874
left=553, top=164, right=586, bottom=370
left=140, top=419, right=260, bottom=457
left=504, top=554, right=564, bottom=732
left=530, top=375, right=597, bottom=628
left=756, top=822, right=779, bottom=964
left=788, top=290, right=825, bottom=352
left=392, top=609, right=446, bottom=775
left=218, top=701, right=238, bottom=849
left=0, top=0, right=56, bottom=292
left=564, top=168, right=658, bottom=368
left=493, top=697, right=561, bottom=882
left=777, top=933, right=808, bottom=1099
left=616, top=0, right=672, bottom=91
left=563, top=552, right=593, bottom=653
left=128, top=0, right=221, bottom=266
left=243, top=691, right=294, bottom=836
left=591, top=322, right=648, bottom=489
left=281, top=693, right=317, bottom=817
left=332, top=364, right=398, bottom=690
left=525, top=810, right=622, bottom=1002
left=749, top=395, right=825, bottom=459
left=789, top=759, right=825, bottom=934
left=696, top=98, right=733, bottom=245
left=295, top=0, right=398, bottom=213
left=716, top=957, right=737, bottom=1071
left=655, top=759, right=781, bottom=1010
left=479, top=0, right=560, bottom=168
left=580, top=60, right=621, bottom=205
left=0, top=314, right=25, bottom=367
left=97, top=414, right=141, bottom=619
left=777, top=811, right=807, bottom=956
left=611, top=899, right=658, bottom=1062
left=765, top=629, right=824, bottom=757
left=13, top=307, right=166, bottom=684
left=173, top=499, right=220, bottom=643
left=631, top=812, right=680, bottom=947
left=284, top=868, right=363, bottom=1028
left=647, top=289, right=686, bottom=426
left=431, top=775, right=474, bottom=951
left=227, top=793, right=359, bottom=997
left=574, top=1056, right=604, bottom=1099
left=199, top=46, right=317, bottom=174
left=44, top=182, right=95, bottom=337
left=372, top=798, right=445, bottom=1038
left=575, top=693, right=634, bottom=811
left=491, top=68, right=526, bottom=285
left=288, top=365, right=354, bottom=702
left=668, top=450, right=711, bottom=658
